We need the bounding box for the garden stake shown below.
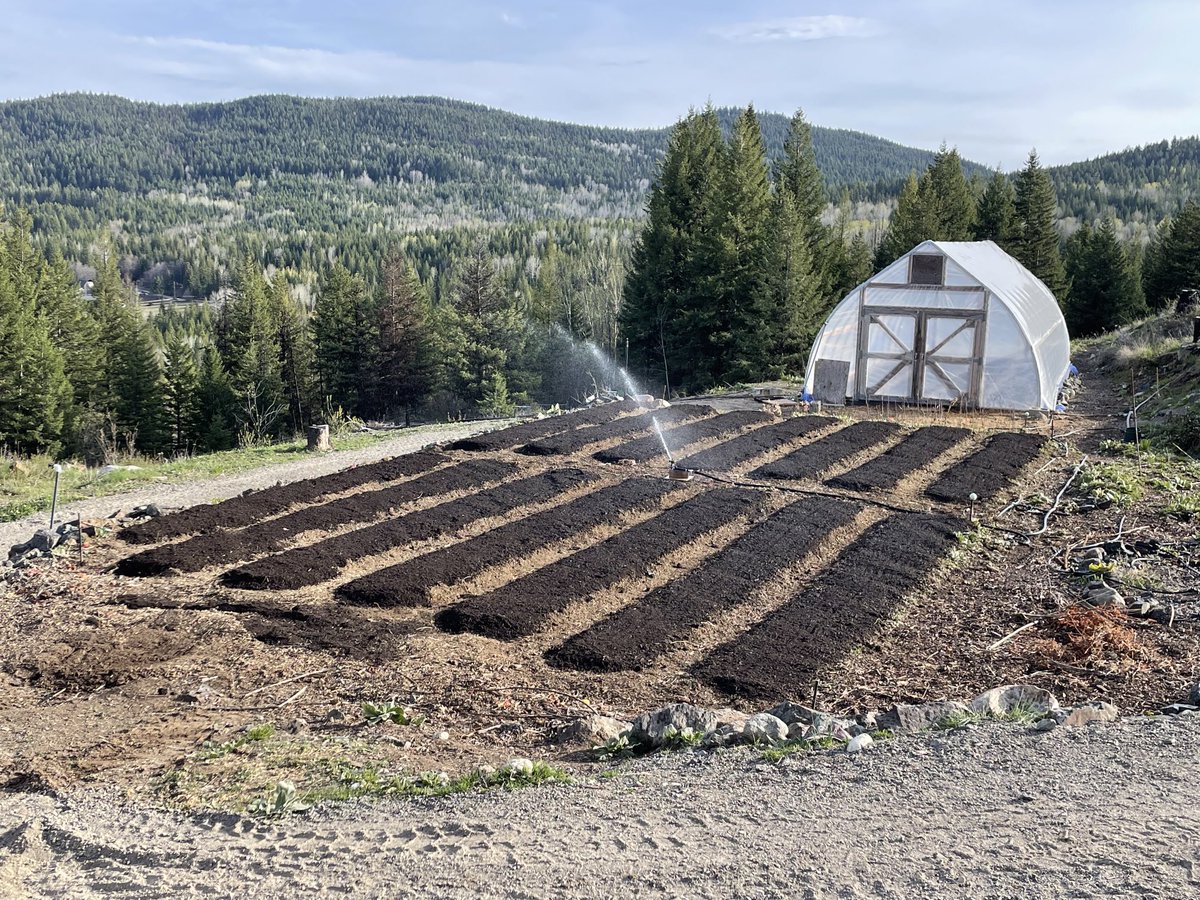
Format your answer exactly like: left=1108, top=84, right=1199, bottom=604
left=48, top=463, right=62, bottom=532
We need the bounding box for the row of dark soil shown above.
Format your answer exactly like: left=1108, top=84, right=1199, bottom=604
left=693, top=511, right=965, bottom=700
left=119, top=450, right=447, bottom=545
left=752, top=421, right=900, bottom=481
left=546, top=495, right=863, bottom=673
left=115, top=459, right=516, bottom=577
left=518, top=404, right=712, bottom=456
left=218, top=468, right=597, bottom=591
left=445, top=401, right=636, bottom=452
left=677, top=416, right=836, bottom=472
left=592, top=410, right=773, bottom=464
left=335, top=477, right=680, bottom=608
left=435, top=486, right=767, bottom=639
left=825, top=426, right=972, bottom=493
left=924, top=432, right=1046, bottom=503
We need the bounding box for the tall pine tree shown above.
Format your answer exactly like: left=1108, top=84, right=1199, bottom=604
left=974, top=170, right=1017, bottom=248
left=1012, top=150, right=1068, bottom=301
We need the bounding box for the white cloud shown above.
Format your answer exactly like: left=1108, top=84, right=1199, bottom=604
left=712, top=15, right=879, bottom=44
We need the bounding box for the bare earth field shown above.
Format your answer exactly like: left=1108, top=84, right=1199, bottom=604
left=0, top=374, right=1197, bottom=897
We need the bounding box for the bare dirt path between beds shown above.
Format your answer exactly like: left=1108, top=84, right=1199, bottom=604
left=2, top=714, right=1198, bottom=898
left=0, top=422, right=506, bottom=550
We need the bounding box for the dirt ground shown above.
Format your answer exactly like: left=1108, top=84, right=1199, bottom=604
left=2, top=714, right=1199, bottom=898
left=0, top=372, right=1197, bottom=816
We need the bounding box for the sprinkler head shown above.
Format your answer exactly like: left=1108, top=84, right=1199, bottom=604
left=668, top=464, right=693, bottom=482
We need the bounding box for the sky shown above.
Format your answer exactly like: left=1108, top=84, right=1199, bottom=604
left=2, top=0, right=1198, bottom=169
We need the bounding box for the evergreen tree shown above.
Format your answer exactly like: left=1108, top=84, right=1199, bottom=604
left=376, top=251, right=435, bottom=424
left=1142, top=201, right=1200, bottom=309
left=194, top=346, right=237, bottom=451
left=876, top=173, right=930, bottom=266
left=1012, top=150, right=1068, bottom=300
left=268, top=273, right=317, bottom=432
left=162, top=330, right=200, bottom=451
left=775, top=109, right=827, bottom=251
left=763, top=189, right=822, bottom=376
left=225, top=257, right=286, bottom=441
left=706, top=104, right=773, bottom=383
left=1064, top=218, right=1147, bottom=335
left=312, top=262, right=377, bottom=416
left=974, top=170, right=1018, bottom=248
left=921, top=145, right=975, bottom=240
left=35, top=246, right=104, bottom=416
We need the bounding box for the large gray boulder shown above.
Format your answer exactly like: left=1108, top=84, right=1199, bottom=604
left=970, top=685, right=1060, bottom=718
left=877, top=701, right=969, bottom=732
left=630, top=704, right=717, bottom=749
left=742, top=713, right=789, bottom=746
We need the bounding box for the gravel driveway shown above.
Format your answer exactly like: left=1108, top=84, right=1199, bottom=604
left=2, top=715, right=1197, bottom=898
left=0, top=422, right=505, bottom=550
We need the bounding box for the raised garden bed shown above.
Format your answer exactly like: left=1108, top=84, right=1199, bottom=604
left=435, top=486, right=766, bottom=639
left=115, top=459, right=516, bottom=577
left=924, top=432, right=1047, bottom=503
left=119, top=451, right=447, bottom=545
left=751, top=421, right=900, bottom=481
left=592, top=410, right=773, bottom=465
left=218, top=468, right=597, bottom=591
left=546, top=495, right=863, bottom=672
left=517, top=405, right=713, bottom=456
left=336, top=477, right=679, bottom=608
left=675, top=416, right=837, bottom=472
left=694, top=511, right=965, bottom=700
left=826, top=425, right=972, bottom=493
left=445, top=401, right=636, bottom=452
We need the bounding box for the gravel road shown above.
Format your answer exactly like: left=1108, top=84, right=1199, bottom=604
left=2, top=715, right=1197, bottom=898
left=0, top=422, right=505, bottom=549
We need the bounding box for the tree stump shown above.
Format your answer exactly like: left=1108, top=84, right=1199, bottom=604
left=306, top=424, right=331, bottom=452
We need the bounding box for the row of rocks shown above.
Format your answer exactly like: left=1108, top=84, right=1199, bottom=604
left=5, top=504, right=159, bottom=569
left=562, top=684, right=1136, bottom=754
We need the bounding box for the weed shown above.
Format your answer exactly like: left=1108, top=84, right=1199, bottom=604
left=1163, top=493, right=1200, bottom=521
left=591, top=734, right=639, bottom=761
left=659, top=725, right=703, bottom=750
left=249, top=780, right=311, bottom=817
left=1076, top=461, right=1144, bottom=505
left=361, top=700, right=424, bottom=727
left=760, top=734, right=848, bottom=762
left=245, top=723, right=275, bottom=741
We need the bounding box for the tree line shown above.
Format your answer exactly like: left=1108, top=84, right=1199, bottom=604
left=0, top=208, right=629, bottom=459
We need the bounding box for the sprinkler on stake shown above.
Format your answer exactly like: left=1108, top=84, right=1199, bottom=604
left=668, top=463, right=693, bottom=482
left=968, top=492, right=978, bottom=522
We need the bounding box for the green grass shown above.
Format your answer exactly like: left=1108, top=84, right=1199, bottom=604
left=0, top=429, right=425, bottom=523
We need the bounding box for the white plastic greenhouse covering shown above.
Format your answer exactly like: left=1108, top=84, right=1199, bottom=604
left=804, top=240, right=1071, bottom=411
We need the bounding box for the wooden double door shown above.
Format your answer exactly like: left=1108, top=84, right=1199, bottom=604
left=855, top=307, right=985, bottom=406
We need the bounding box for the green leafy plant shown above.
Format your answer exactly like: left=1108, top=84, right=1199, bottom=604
left=659, top=725, right=703, bottom=750
left=591, top=734, right=640, bottom=761
left=361, top=700, right=423, bottom=726
left=249, top=780, right=311, bottom=817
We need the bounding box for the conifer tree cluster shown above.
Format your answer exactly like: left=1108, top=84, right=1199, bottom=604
left=620, top=106, right=853, bottom=393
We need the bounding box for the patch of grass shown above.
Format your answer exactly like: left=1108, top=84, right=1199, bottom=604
left=1163, top=493, right=1200, bottom=521
left=760, top=735, right=847, bottom=763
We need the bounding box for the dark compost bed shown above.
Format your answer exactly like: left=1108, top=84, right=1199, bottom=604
left=119, top=451, right=447, bottom=545
left=675, top=416, right=836, bottom=472
left=445, top=401, right=636, bottom=452
left=517, top=405, right=712, bottom=456
left=218, top=469, right=596, bottom=591
left=545, top=495, right=863, bottom=673
left=592, top=410, right=772, bottom=465
left=693, top=511, right=965, bottom=700
left=335, top=477, right=679, bottom=608
left=435, top=486, right=766, bottom=640
left=924, top=432, right=1046, bottom=503
left=115, top=459, right=516, bottom=577
left=751, top=421, right=900, bottom=481
left=825, top=425, right=972, bottom=493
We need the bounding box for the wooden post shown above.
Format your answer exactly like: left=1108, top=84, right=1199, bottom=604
left=306, top=424, right=331, bottom=452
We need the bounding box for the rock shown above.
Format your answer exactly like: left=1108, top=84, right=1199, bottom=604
left=630, top=703, right=717, bottom=749
left=435, top=730, right=450, bottom=742
left=1034, top=717, right=1059, bottom=732
left=476, top=764, right=496, bottom=779
left=742, top=713, right=789, bottom=746
left=702, top=724, right=746, bottom=749
left=97, top=465, right=141, bottom=477
left=970, top=685, right=1060, bottom=718
left=8, top=530, right=56, bottom=562
left=324, top=709, right=345, bottom=722
left=1085, top=584, right=1125, bottom=608
left=128, top=504, right=160, bottom=519
left=1190, top=684, right=1200, bottom=706
left=846, top=733, right=873, bottom=754
left=557, top=715, right=631, bottom=746
left=764, top=702, right=822, bottom=726
left=1079, top=547, right=1106, bottom=562
left=877, top=701, right=969, bottom=733
left=858, top=711, right=878, bottom=730
left=287, top=719, right=309, bottom=735
left=712, top=707, right=751, bottom=729
left=1061, top=701, right=1119, bottom=727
